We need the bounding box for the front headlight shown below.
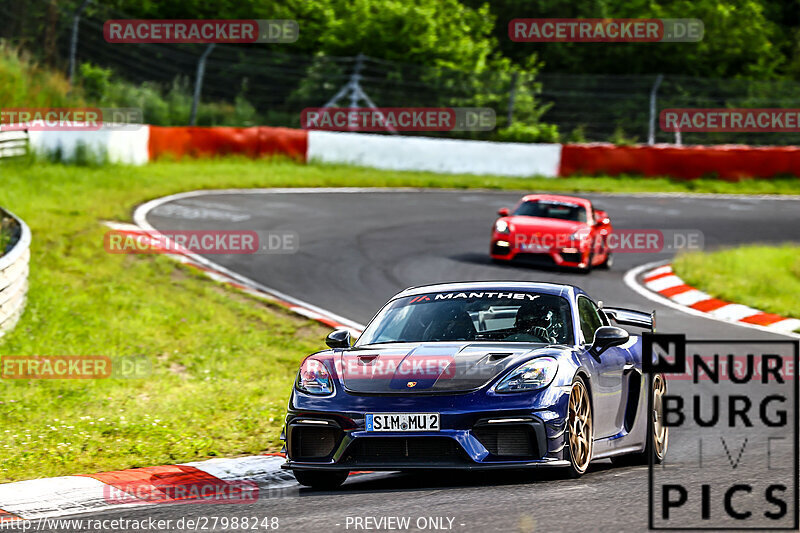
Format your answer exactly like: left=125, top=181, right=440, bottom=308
left=494, top=219, right=510, bottom=234
left=495, top=357, right=558, bottom=393
left=296, top=358, right=334, bottom=395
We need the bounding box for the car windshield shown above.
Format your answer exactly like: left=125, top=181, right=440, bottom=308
left=513, top=200, right=587, bottom=222
left=357, top=291, right=573, bottom=345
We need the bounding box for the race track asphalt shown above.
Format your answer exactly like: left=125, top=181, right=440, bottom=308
left=48, top=190, right=800, bottom=532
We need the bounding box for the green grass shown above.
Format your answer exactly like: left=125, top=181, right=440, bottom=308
left=673, top=245, right=800, bottom=320
left=0, top=217, right=11, bottom=256
left=1, top=158, right=800, bottom=483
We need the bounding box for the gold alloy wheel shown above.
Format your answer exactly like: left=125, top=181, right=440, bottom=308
left=652, top=374, right=668, bottom=460
left=568, top=380, right=593, bottom=473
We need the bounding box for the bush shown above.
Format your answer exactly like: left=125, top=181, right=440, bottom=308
left=77, top=63, right=262, bottom=127
left=0, top=43, right=83, bottom=108
left=0, top=44, right=262, bottom=128
left=495, top=122, right=559, bottom=143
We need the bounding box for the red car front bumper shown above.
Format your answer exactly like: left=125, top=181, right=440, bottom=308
left=490, top=235, right=591, bottom=268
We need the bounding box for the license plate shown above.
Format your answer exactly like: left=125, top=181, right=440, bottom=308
left=366, top=413, right=440, bottom=432
left=521, top=243, right=550, bottom=252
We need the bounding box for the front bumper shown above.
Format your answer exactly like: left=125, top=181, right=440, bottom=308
left=282, top=388, right=571, bottom=471
left=490, top=238, right=589, bottom=268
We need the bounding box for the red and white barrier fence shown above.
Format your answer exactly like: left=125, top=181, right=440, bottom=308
left=24, top=125, right=800, bottom=180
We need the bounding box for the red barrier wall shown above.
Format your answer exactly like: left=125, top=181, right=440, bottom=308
left=148, top=126, right=308, bottom=161
left=560, top=143, right=800, bottom=181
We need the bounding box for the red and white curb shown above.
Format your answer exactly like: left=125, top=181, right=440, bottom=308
left=0, top=455, right=294, bottom=521
left=636, top=263, right=800, bottom=336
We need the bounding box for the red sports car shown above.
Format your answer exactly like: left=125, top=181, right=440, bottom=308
left=490, top=194, right=613, bottom=271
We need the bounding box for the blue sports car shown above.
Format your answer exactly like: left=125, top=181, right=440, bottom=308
left=281, top=281, right=668, bottom=488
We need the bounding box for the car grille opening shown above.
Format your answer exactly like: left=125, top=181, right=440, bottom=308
left=344, top=437, right=465, bottom=465
left=472, top=425, right=538, bottom=457
left=290, top=427, right=339, bottom=460
left=491, top=243, right=512, bottom=256
left=559, top=252, right=582, bottom=263
left=513, top=253, right=555, bottom=266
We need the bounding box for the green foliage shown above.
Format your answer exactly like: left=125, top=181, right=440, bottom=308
left=100, top=0, right=500, bottom=73
left=0, top=44, right=263, bottom=127
left=0, top=43, right=82, bottom=108
left=566, top=125, right=587, bottom=144
left=469, top=0, right=792, bottom=79
left=496, top=121, right=559, bottom=143
left=311, top=0, right=496, bottom=72
left=76, top=63, right=262, bottom=126
left=0, top=216, right=15, bottom=256
left=609, top=126, right=639, bottom=146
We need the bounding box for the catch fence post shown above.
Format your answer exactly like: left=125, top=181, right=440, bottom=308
left=67, top=0, right=92, bottom=89
left=190, top=43, right=216, bottom=126
left=648, top=74, right=664, bottom=145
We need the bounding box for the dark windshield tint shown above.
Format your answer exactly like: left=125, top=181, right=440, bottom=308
left=513, top=200, right=587, bottom=222
left=578, top=297, right=603, bottom=343
left=357, top=292, right=574, bottom=345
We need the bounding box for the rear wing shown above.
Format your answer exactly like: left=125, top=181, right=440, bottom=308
left=603, top=307, right=656, bottom=331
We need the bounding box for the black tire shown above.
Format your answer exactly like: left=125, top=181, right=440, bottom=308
left=293, top=470, right=349, bottom=489
left=597, top=252, right=613, bottom=270
left=611, top=373, right=668, bottom=466
left=577, top=253, right=594, bottom=274
left=564, top=376, right=594, bottom=478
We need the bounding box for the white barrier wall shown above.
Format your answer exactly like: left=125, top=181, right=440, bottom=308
left=307, top=131, right=562, bottom=177
left=28, top=127, right=150, bottom=165
left=0, top=208, right=31, bottom=338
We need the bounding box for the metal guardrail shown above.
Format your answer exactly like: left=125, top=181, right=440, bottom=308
left=0, top=128, right=30, bottom=159
left=0, top=207, right=31, bottom=338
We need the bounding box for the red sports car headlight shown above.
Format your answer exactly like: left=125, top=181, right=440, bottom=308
left=494, top=219, right=510, bottom=234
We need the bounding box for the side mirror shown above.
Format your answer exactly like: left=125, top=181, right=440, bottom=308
left=589, top=326, right=629, bottom=357
left=497, top=207, right=510, bottom=217
left=325, top=329, right=352, bottom=349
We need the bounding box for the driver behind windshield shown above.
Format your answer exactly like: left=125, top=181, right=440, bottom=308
left=503, top=299, right=558, bottom=343
left=357, top=292, right=574, bottom=345
left=421, top=302, right=477, bottom=341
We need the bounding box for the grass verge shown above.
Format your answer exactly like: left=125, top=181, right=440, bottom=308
left=1, top=157, right=799, bottom=482
left=0, top=217, right=11, bottom=256
left=673, top=245, right=800, bottom=321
